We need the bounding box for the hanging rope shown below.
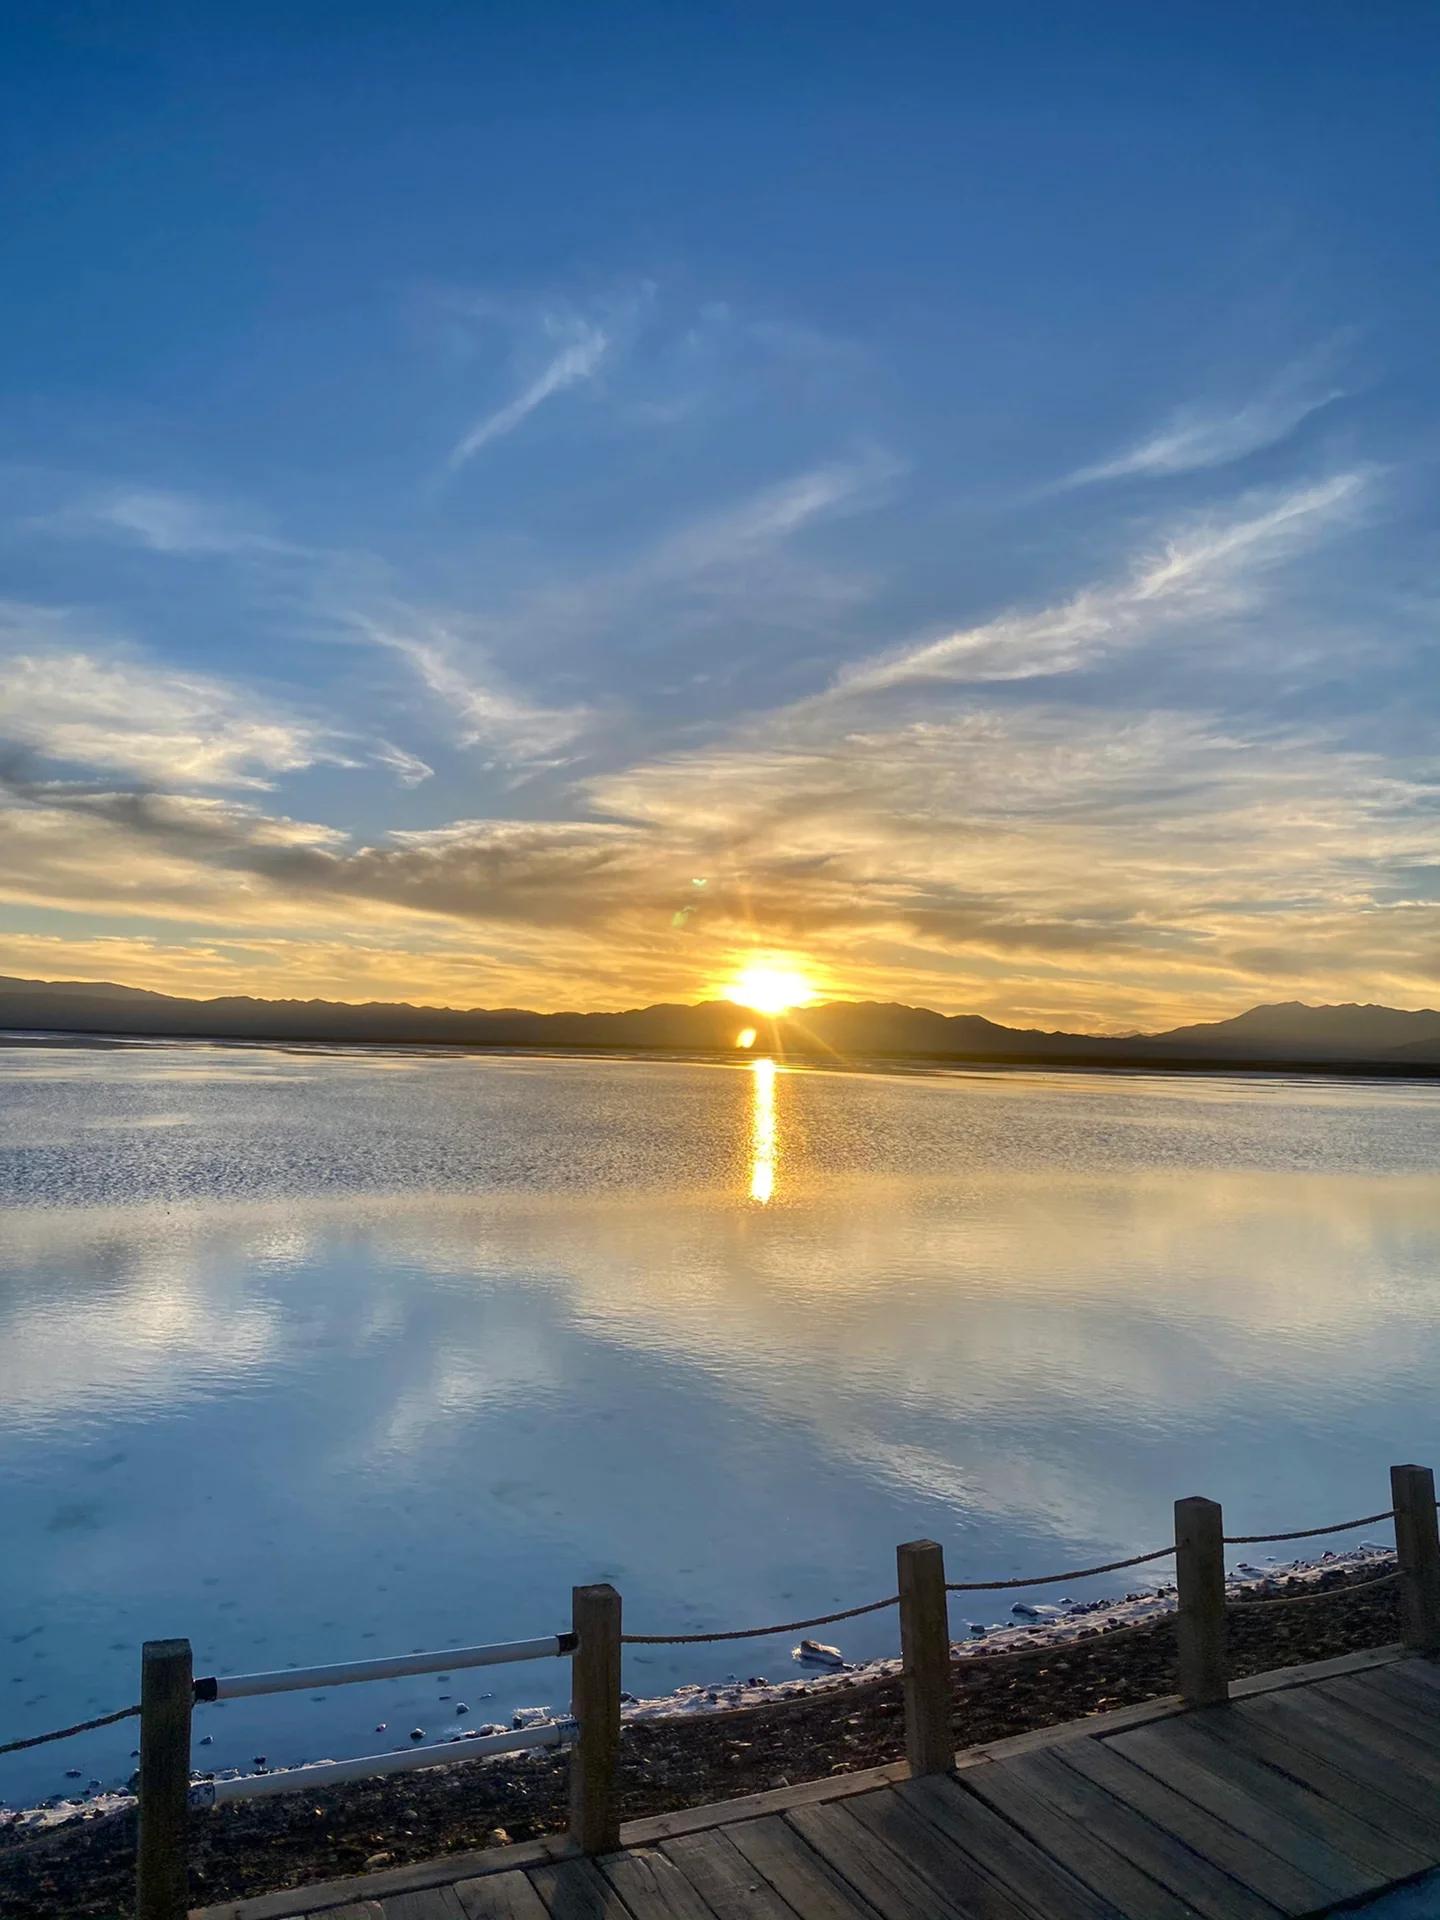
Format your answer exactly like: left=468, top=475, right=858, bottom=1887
left=0, top=1704, right=140, bottom=1757
left=621, top=1594, right=900, bottom=1645
left=1223, top=1509, right=1395, bottom=1545
left=945, top=1545, right=1176, bottom=1592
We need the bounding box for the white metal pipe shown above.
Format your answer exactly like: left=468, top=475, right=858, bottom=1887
left=191, top=1718, right=576, bottom=1804
left=203, top=1633, right=569, bottom=1701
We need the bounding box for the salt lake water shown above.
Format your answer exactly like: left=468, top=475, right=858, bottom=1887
left=3, top=1038, right=1440, bottom=1806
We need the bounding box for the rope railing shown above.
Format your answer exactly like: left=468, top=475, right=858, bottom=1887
left=1223, top=1508, right=1395, bottom=1545
left=623, top=1515, right=1398, bottom=1644
left=0, top=1703, right=140, bottom=1758
left=944, top=1545, right=1176, bottom=1592
left=621, top=1593, right=900, bottom=1645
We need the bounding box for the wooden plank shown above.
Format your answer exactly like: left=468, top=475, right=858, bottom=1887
left=454, top=1872, right=551, bottom=1920
left=952, top=1696, right=1187, bottom=1771
left=1228, top=1642, right=1402, bottom=1696
left=1107, top=1723, right=1375, bottom=1903
left=1381, top=1654, right=1440, bottom=1694
left=786, top=1799, right=984, bottom=1920
left=959, top=1762, right=1197, bottom=1920
left=989, top=1747, right=1279, bottom=1920
left=1285, top=1685, right=1440, bottom=1793
left=530, top=1859, right=635, bottom=1920
left=898, top=1775, right=1121, bottom=1920
left=726, top=1813, right=886, bottom=1920
left=382, top=1892, right=467, bottom=1920
left=1205, top=1699, right=1440, bottom=1857
left=840, top=1785, right=1038, bottom=1920
left=1340, top=1662, right=1440, bottom=1739
left=659, top=1828, right=798, bottom=1920
left=620, top=1761, right=913, bottom=1846
left=1059, top=1739, right=1330, bottom=1917
left=1241, top=1687, right=1440, bottom=1823
left=190, top=1839, right=578, bottom=1920
left=948, top=1644, right=1407, bottom=1778
left=1158, top=1713, right=1431, bottom=1883
left=598, top=1850, right=714, bottom=1920
left=310, top=1907, right=385, bottom=1919
left=1325, top=1671, right=1440, bottom=1753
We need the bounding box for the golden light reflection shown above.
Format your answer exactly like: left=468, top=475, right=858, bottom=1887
left=749, top=1057, right=777, bottom=1203
left=735, top=1026, right=757, bottom=1049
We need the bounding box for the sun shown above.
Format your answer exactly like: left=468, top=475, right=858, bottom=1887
left=726, top=964, right=816, bottom=1017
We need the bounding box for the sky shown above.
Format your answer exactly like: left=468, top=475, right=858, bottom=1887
left=1, top=2, right=1438, bottom=1033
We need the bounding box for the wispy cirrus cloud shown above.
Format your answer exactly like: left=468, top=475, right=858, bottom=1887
left=29, top=486, right=293, bottom=556
left=446, top=314, right=611, bottom=471
left=350, top=610, right=592, bottom=768
left=397, top=452, right=899, bottom=711
left=1063, top=349, right=1350, bottom=488
left=830, top=471, right=1368, bottom=696
left=644, top=452, right=899, bottom=578
left=370, top=740, right=435, bottom=788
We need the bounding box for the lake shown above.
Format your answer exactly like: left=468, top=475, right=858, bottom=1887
left=3, top=1038, right=1440, bottom=1806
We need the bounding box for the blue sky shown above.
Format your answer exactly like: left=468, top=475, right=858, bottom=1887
left=1, top=2, right=1438, bottom=1029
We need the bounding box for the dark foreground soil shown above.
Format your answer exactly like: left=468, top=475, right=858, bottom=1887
left=0, top=1568, right=1400, bottom=1919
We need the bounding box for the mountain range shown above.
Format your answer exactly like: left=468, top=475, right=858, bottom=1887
left=3, top=975, right=1440, bottom=1070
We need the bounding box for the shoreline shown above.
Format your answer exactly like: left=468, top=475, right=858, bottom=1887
left=0, top=1546, right=1400, bottom=1918
left=6, top=1026, right=1440, bottom=1086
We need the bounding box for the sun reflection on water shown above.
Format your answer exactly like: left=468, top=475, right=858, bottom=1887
left=749, top=1057, right=777, bottom=1203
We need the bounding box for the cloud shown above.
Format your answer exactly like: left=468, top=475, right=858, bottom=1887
left=8, top=664, right=1439, bottom=1035
left=2, top=453, right=1431, bottom=1033
left=642, top=452, right=900, bottom=580
left=371, top=740, right=435, bottom=787
left=351, top=611, right=591, bottom=767
left=432, top=281, right=863, bottom=460
left=447, top=315, right=610, bottom=470
left=31, top=486, right=290, bottom=556
left=396, top=453, right=896, bottom=719
left=0, top=644, right=325, bottom=790
left=831, top=472, right=1368, bottom=695
left=1064, top=351, right=1349, bottom=487
left=0, top=609, right=437, bottom=792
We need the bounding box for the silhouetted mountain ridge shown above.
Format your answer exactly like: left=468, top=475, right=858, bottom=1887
left=3, top=976, right=1440, bottom=1068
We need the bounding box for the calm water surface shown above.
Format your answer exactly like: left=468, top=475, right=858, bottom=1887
left=3, top=1040, right=1440, bottom=1802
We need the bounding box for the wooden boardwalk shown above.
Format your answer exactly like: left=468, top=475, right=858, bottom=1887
left=196, top=1645, right=1440, bottom=1920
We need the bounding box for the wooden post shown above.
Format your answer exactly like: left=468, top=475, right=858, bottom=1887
left=1391, top=1464, right=1440, bottom=1654
left=1175, top=1496, right=1227, bottom=1707
left=136, top=1638, right=193, bottom=1920
left=569, top=1583, right=621, bottom=1854
left=897, top=1539, right=952, bottom=1774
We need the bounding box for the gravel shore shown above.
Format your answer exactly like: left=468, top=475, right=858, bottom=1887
left=0, top=1564, right=1401, bottom=1919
